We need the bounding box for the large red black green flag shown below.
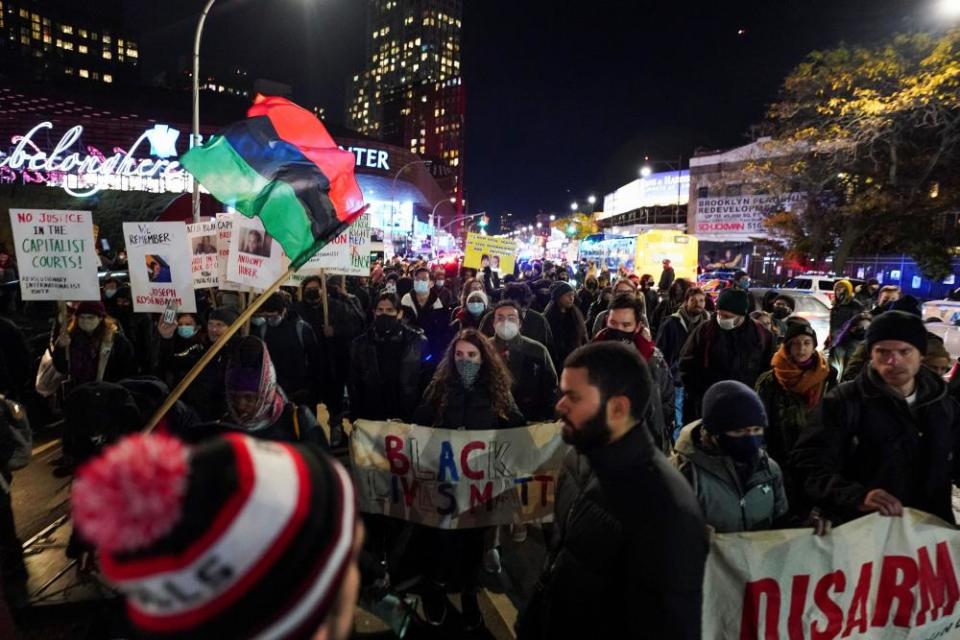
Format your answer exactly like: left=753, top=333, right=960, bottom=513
left=180, top=95, right=365, bottom=268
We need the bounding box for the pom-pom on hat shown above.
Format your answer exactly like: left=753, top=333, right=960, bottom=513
left=72, top=433, right=357, bottom=638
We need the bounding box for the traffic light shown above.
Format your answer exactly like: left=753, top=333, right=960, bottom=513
left=478, top=215, right=489, bottom=228
left=566, top=223, right=577, bottom=236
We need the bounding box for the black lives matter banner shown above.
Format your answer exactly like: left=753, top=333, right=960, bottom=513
left=350, top=420, right=566, bottom=529
left=703, top=509, right=960, bottom=639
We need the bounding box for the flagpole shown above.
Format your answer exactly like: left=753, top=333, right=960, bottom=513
left=143, top=264, right=294, bottom=433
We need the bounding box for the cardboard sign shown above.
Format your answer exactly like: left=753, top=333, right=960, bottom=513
left=225, top=215, right=284, bottom=292
left=463, top=233, right=516, bottom=275
left=214, top=213, right=248, bottom=293
left=350, top=420, right=566, bottom=529
left=122, top=221, right=196, bottom=313
left=186, top=220, right=220, bottom=289
left=702, top=509, right=960, bottom=639
left=286, top=211, right=373, bottom=285
left=9, top=209, right=100, bottom=301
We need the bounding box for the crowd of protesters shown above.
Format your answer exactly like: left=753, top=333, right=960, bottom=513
left=0, top=249, right=958, bottom=639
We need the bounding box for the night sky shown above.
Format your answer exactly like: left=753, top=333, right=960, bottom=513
left=124, top=0, right=930, bottom=222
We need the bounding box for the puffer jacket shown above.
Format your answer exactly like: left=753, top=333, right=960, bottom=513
left=791, top=364, right=960, bottom=524
left=671, top=421, right=788, bottom=533
left=517, top=424, right=707, bottom=640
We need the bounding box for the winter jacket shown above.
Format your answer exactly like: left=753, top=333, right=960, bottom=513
left=163, top=338, right=236, bottom=422
left=349, top=324, right=428, bottom=422
left=112, top=310, right=155, bottom=374
left=656, top=309, right=709, bottom=385
left=492, top=335, right=558, bottom=422
left=754, top=368, right=832, bottom=472
left=517, top=424, right=707, bottom=640
left=678, top=318, right=774, bottom=423
left=829, top=299, right=864, bottom=336
left=791, top=365, right=960, bottom=524
left=593, top=328, right=675, bottom=452
left=412, top=381, right=525, bottom=430
left=479, top=308, right=555, bottom=360
left=658, top=266, right=675, bottom=293
left=252, top=314, right=321, bottom=406
left=0, top=317, right=30, bottom=398
left=671, top=422, right=788, bottom=533
left=217, top=402, right=328, bottom=450
left=53, top=322, right=136, bottom=387
left=543, top=303, right=586, bottom=373
left=401, top=291, right=450, bottom=363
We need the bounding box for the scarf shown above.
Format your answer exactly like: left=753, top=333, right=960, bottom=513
left=226, top=345, right=286, bottom=431
left=772, top=345, right=830, bottom=408
left=678, top=307, right=708, bottom=333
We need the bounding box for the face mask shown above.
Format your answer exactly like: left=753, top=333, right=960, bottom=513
left=251, top=316, right=266, bottom=327
left=304, top=289, right=321, bottom=302
left=385, top=283, right=397, bottom=294
left=436, top=279, right=445, bottom=288
left=455, top=359, right=482, bottom=388
left=495, top=320, right=520, bottom=341
left=78, top=317, right=101, bottom=333
left=177, top=325, right=198, bottom=339
left=607, top=329, right=635, bottom=343
left=773, top=307, right=791, bottom=320
left=266, top=315, right=282, bottom=328
left=717, top=316, right=742, bottom=331
left=104, top=288, right=117, bottom=299
left=413, top=281, right=430, bottom=295
left=741, top=279, right=751, bottom=289
left=467, top=302, right=485, bottom=316
left=374, top=314, right=399, bottom=336
left=718, top=433, right=764, bottom=465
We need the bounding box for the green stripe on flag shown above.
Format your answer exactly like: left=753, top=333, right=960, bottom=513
left=180, top=136, right=314, bottom=261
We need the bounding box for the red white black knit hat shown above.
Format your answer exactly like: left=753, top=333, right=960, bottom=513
left=71, top=433, right=357, bottom=639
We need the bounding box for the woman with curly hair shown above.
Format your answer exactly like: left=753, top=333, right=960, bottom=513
left=412, top=329, right=524, bottom=631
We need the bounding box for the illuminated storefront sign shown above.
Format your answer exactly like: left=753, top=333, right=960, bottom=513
left=600, top=170, right=690, bottom=219
left=0, top=122, right=398, bottom=198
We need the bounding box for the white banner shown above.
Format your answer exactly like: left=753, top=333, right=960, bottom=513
left=350, top=420, right=567, bottom=529
left=9, top=209, right=99, bottom=301
left=703, top=509, right=960, bottom=639
left=122, top=221, right=196, bottom=313
left=694, top=193, right=805, bottom=239
left=215, top=213, right=248, bottom=293
left=225, top=215, right=284, bottom=292
left=186, top=220, right=220, bottom=289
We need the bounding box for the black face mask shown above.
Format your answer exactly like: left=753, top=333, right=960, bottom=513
left=304, top=289, right=321, bottom=303
left=607, top=329, right=635, bottom=344
left=772, top=307, right=791, bottom=320
left=374, top=314, right=400, bottom=337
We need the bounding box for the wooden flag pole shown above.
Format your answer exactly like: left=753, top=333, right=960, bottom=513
left=319, top=268, right=330, bottom=327
left=143, top=265, right=296, bottom=433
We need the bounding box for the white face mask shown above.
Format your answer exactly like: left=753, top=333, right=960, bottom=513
left=385, top=283, right=397, bottom=293
left=78, top=317, right=102, bottom=333
left=436, top=279, right=445, bottom=288
left=717, top=316, right=742, bottom=331
left=413, top=280, right=430, bottom=295
left=495, top=320, right=521, bottom=341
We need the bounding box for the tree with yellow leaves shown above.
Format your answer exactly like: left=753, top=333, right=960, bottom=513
left=752, top=29, right=960, bottom=278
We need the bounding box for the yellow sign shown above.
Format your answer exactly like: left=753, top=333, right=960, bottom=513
left=463, top=233, right=516, bottom=274
left=634, top=230, right=698, bottom=282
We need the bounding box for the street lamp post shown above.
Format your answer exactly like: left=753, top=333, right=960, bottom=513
left=639, top=157, right=685, bottom=225
left=191, top=0, right=218, bottom=224
left=390, top=160, right=431, bottom=254
left=429, top=197, right=455, bottom=255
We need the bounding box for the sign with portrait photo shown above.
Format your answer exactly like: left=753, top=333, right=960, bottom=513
left=186, top=220, right=220, bottom=289
left=122, top=221, right=196, bottom=313
left=225, top=215, right=284, bottom=291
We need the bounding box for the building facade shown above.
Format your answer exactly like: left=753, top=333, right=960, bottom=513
left=0, top=0, right=139, bottom=86
left=346, top=0, right=464, bottom=209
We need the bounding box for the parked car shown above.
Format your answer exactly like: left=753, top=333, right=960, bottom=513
left=922, top=299, right=960, bottom=361
left=779, top=274, right=866, bottom=308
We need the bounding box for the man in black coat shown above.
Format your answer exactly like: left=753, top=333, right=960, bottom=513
left=490, top=300, right=558, bottom=422
left=791, top=311, right=960, bottom=524
left=349, top=292, right=428, bottom=423
left=657, top=287, right=709, bottom=430
left=478, top=283, right=555, bottom=358
left=517, top=342, right=706, bottom=639
left=251, top=292, right=322, bottom=408
left=679, top=288, right=774, bottom=424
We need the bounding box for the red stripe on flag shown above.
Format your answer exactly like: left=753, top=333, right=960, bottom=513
left=247, top=96, right=365, bottom=223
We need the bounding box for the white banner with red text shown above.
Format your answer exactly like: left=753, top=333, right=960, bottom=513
left=350, top=420, right=567, bottom=529
left=702, top=509, right=960, bottom=639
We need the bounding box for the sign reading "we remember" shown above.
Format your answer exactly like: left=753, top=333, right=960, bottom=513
left=350, top=420, right=566, bottom=529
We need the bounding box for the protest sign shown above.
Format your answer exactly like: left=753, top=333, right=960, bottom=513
left=122, top=221, right=196, bottom=313
left=702, top=509, right=960, bottom=640
left=9, top=209, right=100, bottom=301
left=350, top=420, right=566, bottom=529
left=225, top=215, right=284, bottom=292
left=215, top=213, right=248, bottom=292
left=286, top=211, right=373, bottom=285
left=463, top=233, right=516, bottom=275
left=186, top=220, right=220, bottom=289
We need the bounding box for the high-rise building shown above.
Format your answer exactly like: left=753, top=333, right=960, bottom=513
left=0, top=0, right=139, bottom=86
left=346, top=0, right=464, bottom=210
